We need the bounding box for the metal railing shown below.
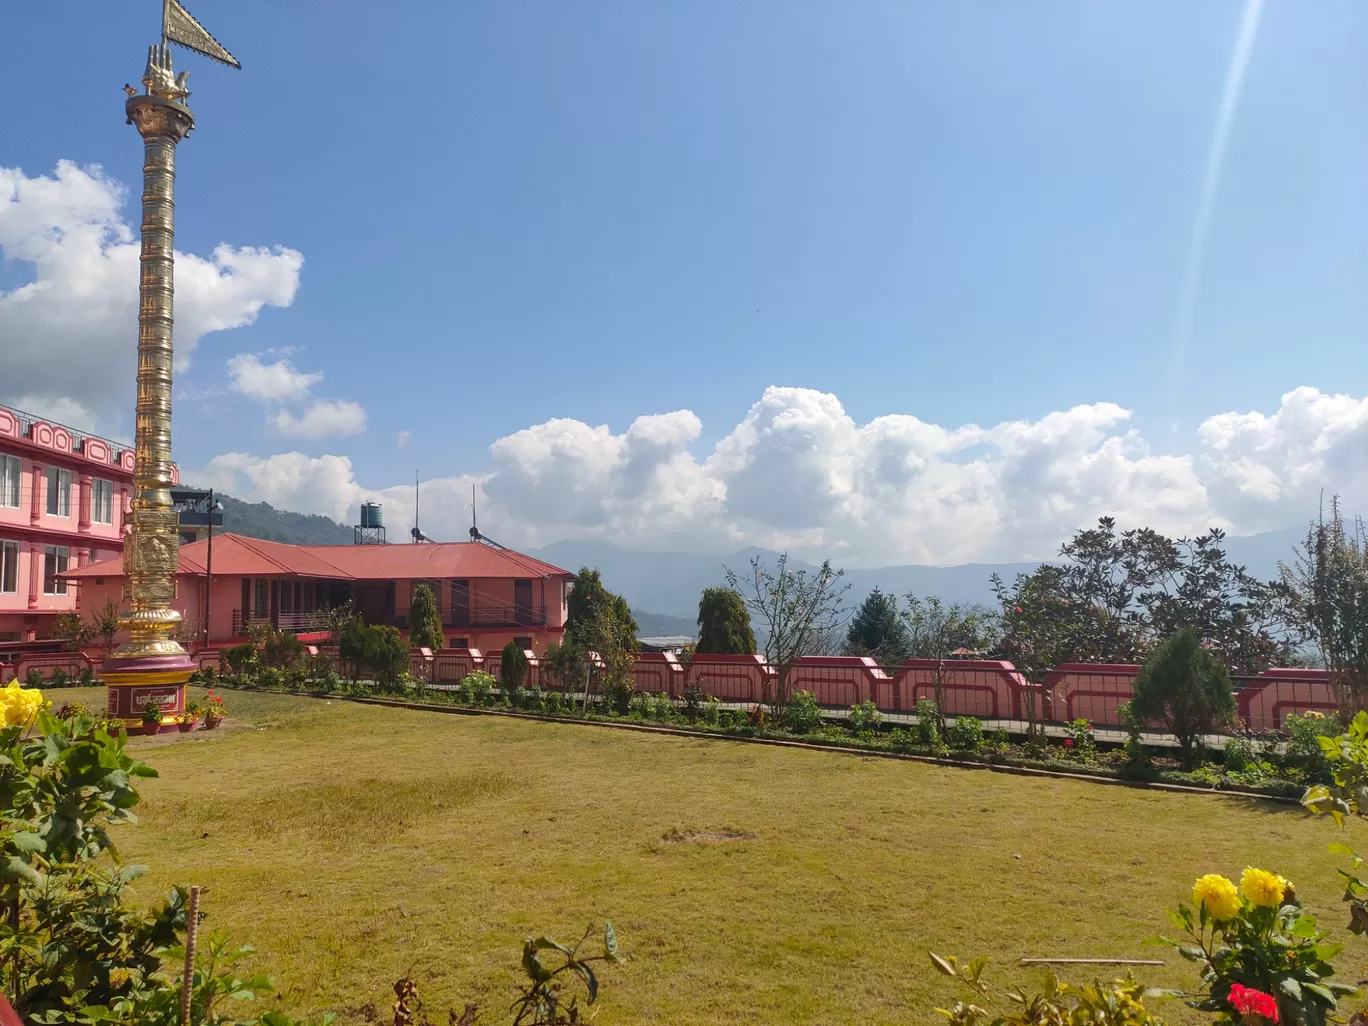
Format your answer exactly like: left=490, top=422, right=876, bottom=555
left=444, top=601, right=546, bottom=629
left=231, top=609, right=330, bottom=636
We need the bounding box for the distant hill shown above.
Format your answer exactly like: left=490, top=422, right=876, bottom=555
left=215, top=495, right=355, bottom=545
left=632, top=609, right=697, bottom=638
left=532, top=528, right=1308, bottom=620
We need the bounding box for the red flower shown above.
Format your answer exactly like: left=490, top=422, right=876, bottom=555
left=1063, top=738, right=1074, bottom=747
left=1014, top=606, right=1022, bottom=613
left=1229, top=984, right=1279, bottom=1023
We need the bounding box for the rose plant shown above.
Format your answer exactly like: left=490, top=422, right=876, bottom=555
left=1157, top=867, right=1353, bottom=1023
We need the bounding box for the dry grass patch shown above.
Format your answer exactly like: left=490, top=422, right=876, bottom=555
left=43, top=686, right=1368, bottom=1026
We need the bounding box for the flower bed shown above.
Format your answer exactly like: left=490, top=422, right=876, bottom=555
left=195, top=666, right=1323, bottom=801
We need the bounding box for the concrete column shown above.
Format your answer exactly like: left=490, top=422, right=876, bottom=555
left=27, top=544, right=42, bottom=610
left=78, top=476, right=93, bottom=531
left=29, top=464, right=43, bottom=525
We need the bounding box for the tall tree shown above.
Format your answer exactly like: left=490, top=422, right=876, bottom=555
left=845, top=588, right=910, bottom=663
left=991, top=565, right=1081, bottom=739
left=726, top=553, right=849, bottom=712
left=567, top=568, right=639, bottom=644
left=1130, top=627, right=1236, bottom=768
left=408, top=583, right=446, bottom=652
left=1282, top=496, right=1368, bottom=717
left=696, top=587, right=756, bottom=655
left=902, top=596, right=997, bottom=731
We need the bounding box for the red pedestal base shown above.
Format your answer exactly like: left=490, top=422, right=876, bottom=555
left=102, top=654, right=195, bottom=729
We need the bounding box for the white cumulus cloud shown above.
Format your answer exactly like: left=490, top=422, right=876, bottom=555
left=0, top=160, right=303, bottom=425
left=226, top=352, right=322, bottom=401
left=273, top=400, right=367, bottom=439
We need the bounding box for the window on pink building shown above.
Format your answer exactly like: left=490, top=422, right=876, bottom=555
left=46, top=468, right=71, bottom=518
left=0, top=456, right=19, bottom=508
left=0, top=542, right=16, bottom=593
left=43, top=546, right=68, bottom=595
left=92, top=479, right=114, bottom=524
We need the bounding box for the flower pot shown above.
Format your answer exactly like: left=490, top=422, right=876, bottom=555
left=141, top=721, right=162, bottom=736
left=203, top=715, right=222, bottom=730
left=178, top=720, right=196, bottom=733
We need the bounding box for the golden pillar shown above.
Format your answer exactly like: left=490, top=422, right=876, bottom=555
left=102, top=45, right=199, bottom=727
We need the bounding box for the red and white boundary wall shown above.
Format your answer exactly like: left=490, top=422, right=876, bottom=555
left=3, top=647, right=1340, bottom=734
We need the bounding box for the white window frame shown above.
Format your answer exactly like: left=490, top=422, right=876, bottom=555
left=0, top=541, right=17, bottom=594
left=43, top=545, right=69, bottom=595
left=0, top=455, right=19, bottom=509
left=46, top=467, right=71, bottom=518
left=92, top=478, right=114, bottom=525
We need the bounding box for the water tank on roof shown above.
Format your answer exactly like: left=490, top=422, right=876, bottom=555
left=360, top=502, right=384, bottom=529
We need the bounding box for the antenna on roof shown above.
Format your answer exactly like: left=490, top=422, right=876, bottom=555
left=411, top=471, right=431, bottom=543
left=468, top=483, right=507, bottom=549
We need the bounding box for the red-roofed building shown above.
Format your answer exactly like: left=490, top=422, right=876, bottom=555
left=65, top=533, right=574, bottom=654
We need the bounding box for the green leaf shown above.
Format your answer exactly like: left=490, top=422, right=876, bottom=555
left=1292, top=914, right=1320, bottom=938
left=1277, top=977, right=1303, bottom=1001
left=604, top=920, right=619, bottom=958
left=1177, top=945, right=1206, bottom=961
left=531, top=936, right=574, bottom=955
left=929, top=953, right=959, bottom=978
left=571, top=960, right=598, bottom=1004
left=1328, top=842, right=1357, bottom=858
left=1303, top=982, right=1337, bottom=1007
left=0, top=855, right=40, bottom=885
left=7, top=831, right=45, bottom=854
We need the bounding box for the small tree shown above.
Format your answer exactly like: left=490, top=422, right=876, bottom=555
left=726, top=553, right=849, bottom=713
left=573, top=602, right=636, bottom=714
left=1282, top=496, right=1368, bottom=719
left=542, top=638, right=586, bottom=693
left=53, top=612, right=92, bottom=652
left=408, top=583, right=446, bottom=652
left=90, top=598, right=122, bottom=655
left=903, top=596, right=996, bottom=732
left=1130, top=627, right=1236, bottom=768
left=500, top=639, right=529, bottom=692
left=696, top=587, right=756, bottom=655
left=845, top=588, right=910, bottom=663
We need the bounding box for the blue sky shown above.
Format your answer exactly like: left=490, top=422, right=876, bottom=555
left=2, top=2, right=1366, bottom=561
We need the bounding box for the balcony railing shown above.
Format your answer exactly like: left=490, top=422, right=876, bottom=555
left=231, top=609, right=330, bottom=636
left=444, top=601, right=546, bottom=629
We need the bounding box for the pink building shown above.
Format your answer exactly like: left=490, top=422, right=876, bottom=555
left=0, top=403, right=179, bottom=643
left=66, top=533, right=575, bottom=655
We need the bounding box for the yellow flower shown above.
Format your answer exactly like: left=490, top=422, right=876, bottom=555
left=1241, top=867, right=1286, bottom=908
left=0, top=680, right=45, bottom=729
left=1193, top=874, right=1241, bottom=921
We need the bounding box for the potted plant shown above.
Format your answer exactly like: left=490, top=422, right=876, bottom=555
left=140, top=698, right=164, bottom=736
left=203, top=690, right=224, bottom=729
left=176, top=707, right=200, bottom=733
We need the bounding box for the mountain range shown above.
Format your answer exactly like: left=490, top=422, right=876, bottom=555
left=204, top=495, right=1308, bottom=630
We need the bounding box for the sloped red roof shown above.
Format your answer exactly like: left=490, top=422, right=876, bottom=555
left=65, top=533, right=571, bottom=581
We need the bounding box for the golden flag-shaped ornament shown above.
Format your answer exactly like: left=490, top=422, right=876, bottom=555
left=164, top=0, right=241, bottom=69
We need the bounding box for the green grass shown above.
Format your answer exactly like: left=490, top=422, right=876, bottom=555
left=44, top=686, right=1368, bottom=1025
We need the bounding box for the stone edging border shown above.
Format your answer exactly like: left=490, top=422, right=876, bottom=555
left=212, top=684, right=1303, bottom=807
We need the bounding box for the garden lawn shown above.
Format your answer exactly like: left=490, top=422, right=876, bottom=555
left=47, top=687, right=1368, bottom=1025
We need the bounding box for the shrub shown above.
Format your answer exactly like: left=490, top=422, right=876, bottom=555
left=1223, top=736, right=1254, bottom=773
left=543, top=688, right=565, bottom=715
left=260, top=628, right=305, bottom=670
left=915, top=698, right=941, bottom=746
left=459, top=670, right=496, bottom=707
left=1117, top=701, right=1151, bottom=768
left=701, top=696, right=722, bottom=726
left=48, top=667, right=69, bottom=688
left=339, top=622, right=407, bottom=688
left=25, top=668, right=42, bottom=688
left=602, top=676, right=635, bottom=716
left=948, top=715, right=984, bottom=752
left=500, top=641, right=529, bottom=694
left=781, top=690, right=823, bottom=734
left=847, top=700, right=882, bottom=736
left=682, top=679, right=707, bottom=720
left=222, top=643, right=257, bottom=677
left=931, top=954, right=1164, bottom=1025
left=1283, top=711, right=1338, bottom=783
left=78, top=665, right=94, bottom=686
left=1064, top=718, right=1097, bottom=760
left=1131, top=627, right=1236, bottom=769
